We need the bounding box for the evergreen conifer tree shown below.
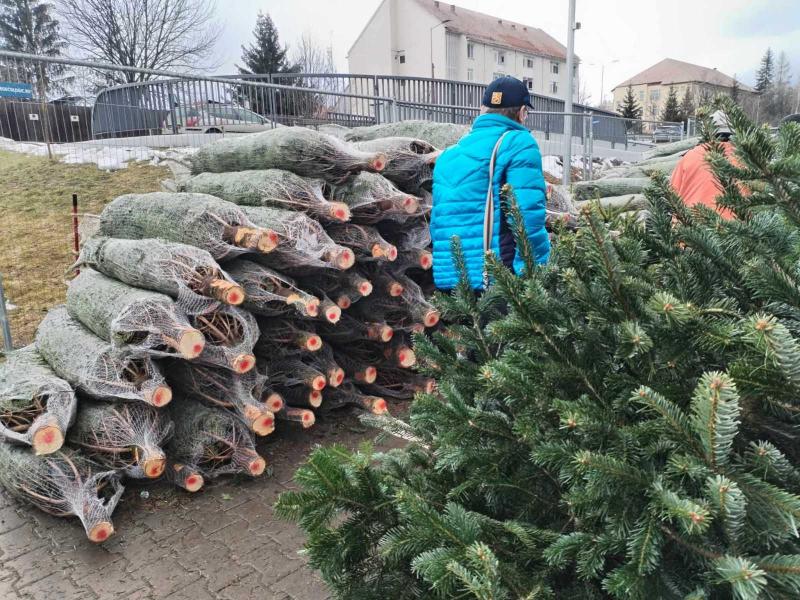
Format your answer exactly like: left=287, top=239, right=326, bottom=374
left=660, top=85, right=681, bottom=122
left=277, top=97, right=800, bottom=599
left=731, top=74, right=741, bottom=103
left=678, top=87, right=695, bottom=122
left=618, top=84, right=643, bottom=133
left=0, top=0, right=65, bottom=97
left=755, top=48, right=774, bottom=92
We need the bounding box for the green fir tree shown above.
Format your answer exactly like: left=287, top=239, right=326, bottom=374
left=731, top=74, right=741, bottom=103
left=678, top=87, right=695, bottom=122
left=618, top=84, right=643, bottom=132
left=755, top=48, right=774, bottom=93
left=0, top=0, right=65, bottom=97
left=660, top=85, right=681, bottom=122
left=277, top=97, right=800, bottom=599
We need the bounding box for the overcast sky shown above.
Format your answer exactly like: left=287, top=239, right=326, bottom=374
left=213, top=0, right=800, bottom=106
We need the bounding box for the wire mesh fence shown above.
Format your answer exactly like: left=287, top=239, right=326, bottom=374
left=0, top=50, right=687, bottom=350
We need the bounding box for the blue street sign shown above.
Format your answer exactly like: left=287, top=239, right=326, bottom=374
left=0, top=82, right=33, bottom=99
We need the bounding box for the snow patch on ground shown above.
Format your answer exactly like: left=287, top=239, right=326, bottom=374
left=4, top=300, right=17, bottom=312
left=0, top=136, right=196, bottom=171
left=542, top=155, right=563, bottom=179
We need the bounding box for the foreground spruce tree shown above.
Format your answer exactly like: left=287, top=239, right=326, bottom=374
left=276, top=98, right=800, bottom=599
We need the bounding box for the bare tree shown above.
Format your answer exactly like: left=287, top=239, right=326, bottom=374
left=57, top=0, right=222, bottom=83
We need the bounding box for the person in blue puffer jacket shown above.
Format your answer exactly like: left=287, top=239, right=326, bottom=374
left=431, top=76, right=550, bottom=290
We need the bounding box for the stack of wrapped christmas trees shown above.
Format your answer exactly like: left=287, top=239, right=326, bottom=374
left=0, top=125, right=444, bottom=542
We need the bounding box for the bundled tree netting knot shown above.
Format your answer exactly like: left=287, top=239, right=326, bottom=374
left=181, top=169, right=351, bottom=223
left=97, top=193, right=279, bottom=260
left=186, top=304, right=259, bottom=374
left=35, top=308, right=172, bottom=406
left=343, top=120, right=469, bottom=149
left=240, top=206, right=355, bottom=273
left=224, top=260, right=318, bottom=318
left=167, top=399, right=266, bottom=479
left=77, top=237, right=245, bottom=313
left=68, top=401, right=173, bottom=479
left=352, top=137, right=440, bottom=194
left=189, top=127, right=387, bottom=184
left=0, top=444, right=123, bottom=543
left=0, top=345, right=77, bottom=455
left=329, top=173, right=423, bottom=224
left=67, top=269, right=205, bottom=360
left=166, top=362, right=275, bottom=437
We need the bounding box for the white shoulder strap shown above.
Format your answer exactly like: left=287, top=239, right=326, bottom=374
left=482, top=130, right=511, bottom=287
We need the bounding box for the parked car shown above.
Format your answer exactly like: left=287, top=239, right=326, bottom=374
left=652, top=125, right=683, bottom=143
left=163, top=102, right=270, bottom=134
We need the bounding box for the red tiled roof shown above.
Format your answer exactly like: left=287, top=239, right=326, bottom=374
left=413, top=0, right=569, bottom=61
left=613, top=58, right=754, bottom=91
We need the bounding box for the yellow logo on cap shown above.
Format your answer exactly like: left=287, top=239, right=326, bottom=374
left=491, top=91, right=503, bottom=105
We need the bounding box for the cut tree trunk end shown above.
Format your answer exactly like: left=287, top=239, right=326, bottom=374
left=143, top=455, right=167, bottom=479
left=327, top=367, right=345, bottom=388
left=171, top=462, right=205, bottom=492
left=336, top=295, right=352, bottom=309
left=208, top=280, right=245, bottom=306
left=31, top=425, right=65, bottom=455
left=276, top=407, right=315, bottom=428
left=263, top=391, right=284, bottom=413
left=424, top=310, right=441, bottom=328
left=390, top=346, right=416, bottom=368
left=87, top=521, right=115, bottom=543
left=172, top=328, right=206, bottom=360
left=367, top=324, right=394, bottom=343
left=354, top=366, right=378, bottom=384
left=243, top=404, right=275, bottom=437
left=371, top=243, right=398, bottom=261
left=232, top=354, right=256, bottom=374
left=145, top=386, right=173, bottom=408
left=358, top=280, right=373, bottom=297
left=386, top=281, right=404, bottom=297
left=418, top=251, right=432, bottom=270
left=325, top=248, right=355, bottom=270
left=366, top=397, right=388, bottom=415
left=329, top=202, right=351, bottom=222
left=300, top=334, right=323, bottom=352
left=371, top=154, right=387, bottom=172
left=322, top=304, right=341, bottom=324
left=224, top=226, right=279, bottom=254
left=311, top=375, right=327, bottom=392
left=248, top=456, right=267, bottom=477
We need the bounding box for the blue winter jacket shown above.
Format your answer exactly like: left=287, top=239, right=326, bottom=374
left=431, top=113, right=550, bottom=290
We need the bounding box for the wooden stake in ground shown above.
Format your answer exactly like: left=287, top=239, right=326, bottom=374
left=35, top=308, right=172, bottom=406
left=67, top=269, right=205, bottom=359
left=97, top=193, right=279, bottom=260
left=68, top=402, right=172, bottom=479
left=76, top=237, right=245, bottom=312
left=0, top=345, right=76, bottom=455
left=0, top=444, right=123, bottom=543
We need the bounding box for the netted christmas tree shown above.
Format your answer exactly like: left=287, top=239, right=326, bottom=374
left=276, top=98, right=800, bottom=599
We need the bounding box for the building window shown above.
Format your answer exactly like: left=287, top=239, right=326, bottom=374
left=638, top=90, right=644, bottom=101
left=467, top=68, right=474, bottom=81
left=523, top=77, right=533, bottom=90
left=525, top=57, right=534, bottom=69
left=573, top=65, right=578, bottom=79
left=551, top=61, right=559, bottom=74
left=649, top=89, right=660, bottom=103
left=550, top=81, right=558, bottom=94
left=398, top=54, right=405, bottom=64
left=467, top=43, right=474, bottom=59
left=496, top=51, right=505, bottom=65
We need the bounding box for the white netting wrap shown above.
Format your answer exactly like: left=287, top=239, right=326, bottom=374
left=225, top=260, right=317, bottom=318
left=188, top=304, right=259, bottom=374
left=316, top=313, right=393, bottom=345
left=166, top=362, right=274, bottom=436
left=344, top=120, right=469, bottom=149
left=380, top=218, right=433, bottom=271
left=68, top=402, right=173, bottom=480
left=240, top=206, right=354, bottom=274
left=0, top=345, right=77, bottom=454
left=328, top=172, right=423, bottom=224
left=189, top=127, right=387, bottom=184
left=35, top=307, right=171, bottom=405
left=167, top=399, right=265, bottom=479
left=298, top=271, right=374, bottom=310
left=322, top=382, right=387, bottom=415
left=325, top=223, right=398, bottom=262
left=67, top=269, right=204, bottom=359
left=181, top=169, right=351, bottom=224
left=254, top=317, right=322, bottom=356
left=97, top=192, right=278, bottom=261
left=0, top=444, right=124, bottom=542
left=352, top=137, right=440, bottom=194
left=351, top=270, right=439, bottom=332
left=357, top=366, right=436, bottom=400
left=77, top=237, right=243, bottom=316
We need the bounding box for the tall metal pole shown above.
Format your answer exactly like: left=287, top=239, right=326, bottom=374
left=562, top=0, right=577, bottom=186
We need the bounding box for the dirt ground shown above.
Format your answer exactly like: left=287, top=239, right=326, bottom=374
left=0, top=406, right=404, bottom=600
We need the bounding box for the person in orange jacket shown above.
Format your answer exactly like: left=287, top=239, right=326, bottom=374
left=669, top=111, right=735, bottom=219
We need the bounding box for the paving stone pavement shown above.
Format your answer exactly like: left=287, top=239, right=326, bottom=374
left=0, top=410, right=394, bottom=600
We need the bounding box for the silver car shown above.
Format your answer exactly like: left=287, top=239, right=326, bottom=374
left=652, top=125, right=683, bottom=143
left=164, top=103, right=269, bottom=134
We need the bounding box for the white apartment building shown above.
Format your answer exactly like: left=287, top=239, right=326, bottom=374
left=348, top=0, right=578, bottom=101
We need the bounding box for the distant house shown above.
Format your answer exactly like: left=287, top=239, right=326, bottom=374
left=347, top=0, right=579, bottom=101
left=611, top=58, right=754, bottom=120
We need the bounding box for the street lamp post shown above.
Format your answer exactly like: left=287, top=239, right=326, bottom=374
left=563, top=0, right=577, bottom=186
left=430, top=19, right=452, bottom=79
left=588, top=59, right=619, bottom=107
